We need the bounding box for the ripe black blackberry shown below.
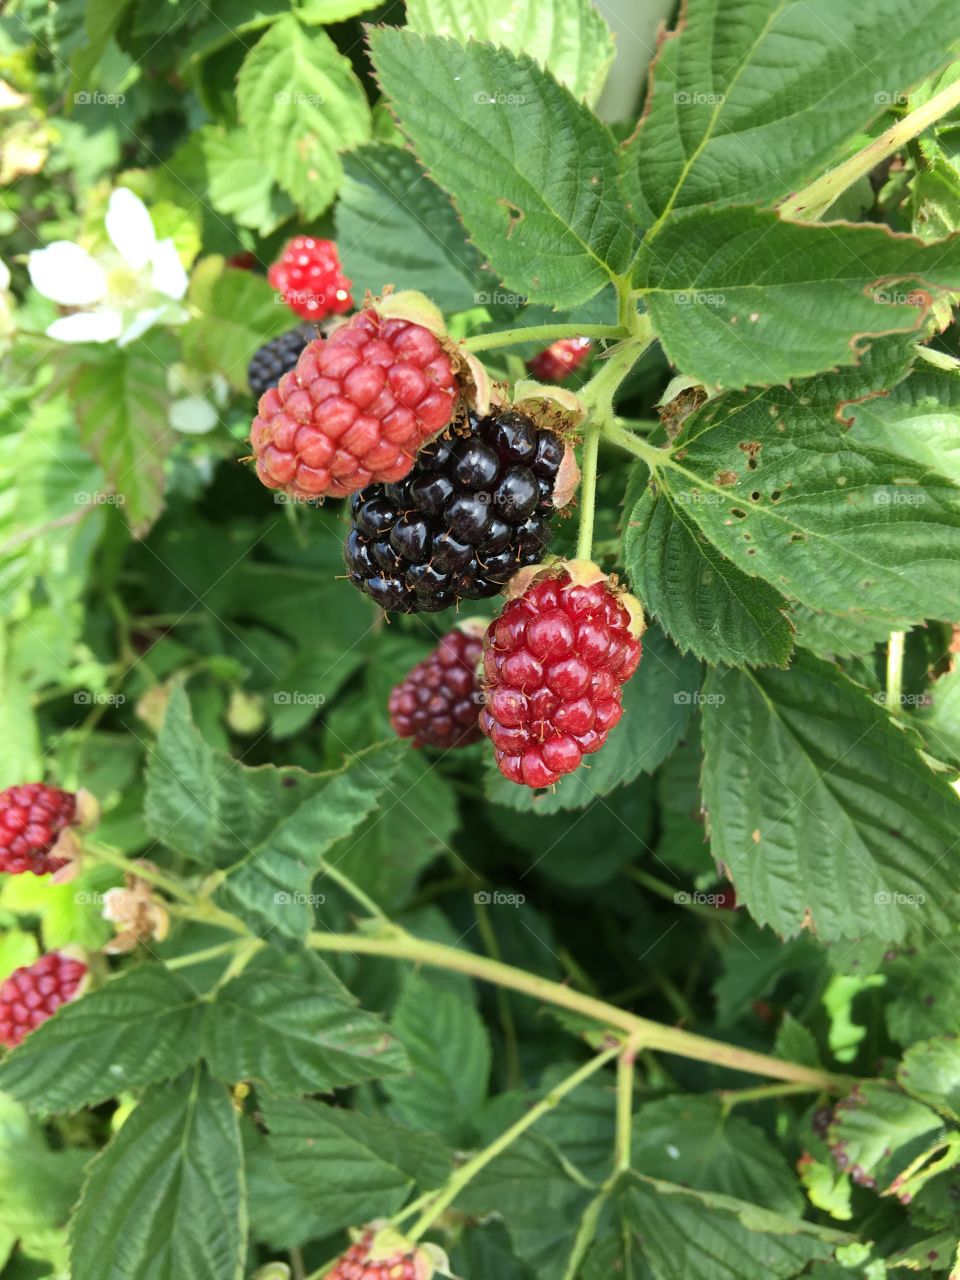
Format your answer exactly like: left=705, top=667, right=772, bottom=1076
left=345, top=408, right=564, bottom=613
left=248, top=325, right=315, bottom=399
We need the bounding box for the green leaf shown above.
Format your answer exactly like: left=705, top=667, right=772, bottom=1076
left=70, top=1070, right=246, bottom=1280
left=145, top=685, right=403, bottom=939
left=886, top=941, right=960, bottom=1045
left=0, top=929, right=38, bottom=982
left=368, top=29, right=634, bottom=308
left=700, top=654, right=960, bottom=942
left=918, top=666, right=960, bottom=767
left=404, top=0, right=615, bottom=104
left=383, top=973, right=491, bottom=1143
left=69, top=344, right=173, bottom=537
left=627, top=346, right=960, bottom=626
left=634, top=207, right=960, bottom=388
left=610, top=1173, right=842, bottom=1280
left=261, top=1096, right=450, bottom=1234
left=623, top=461, right=794, bottom=667
left=631, top=1096, right=805, bottom=1216
left=899, top=1037, right=960, bottom=1120
left=181, top=257, right=290, bottom=393
left=200, top=127, right=295, bottom=236
left=203, top=966, right=409, bottom=1096
left=826, top=1081, right=944, bottom=1192
left=0, top=965, right=203, bottom=1114
left=336, top=144, right=488, bottom=313
left=627, top=0, right=960, bottom=224
left=847, top=365, right=960, bottom=481
left=236, top=15, right=370, bottom=218
left=485, top=624, right=701, bottom=812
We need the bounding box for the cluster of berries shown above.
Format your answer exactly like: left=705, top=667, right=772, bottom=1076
left=247, top=239, right=639, bottom=790
left=0, top=784, right=90, bottom=1047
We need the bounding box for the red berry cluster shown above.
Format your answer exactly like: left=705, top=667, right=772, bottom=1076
left=527, top=337, right=592, bottom=382
left=250, top=308, right=459, bottom=500
left=328, top=1231, right=424, bottom=1280
left=268, top=236, right=353, bottom=322
left=480, top=569, right=642, bottom=788
left=0, top=951, right=87, bottom=1047
left=388, top=623, right=484, bottom=749
left=0, top=783, right=77, bottom=876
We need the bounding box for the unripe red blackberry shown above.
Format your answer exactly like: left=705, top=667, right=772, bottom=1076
left=0, top=783, right=79, bottom=876
left=527, top=337, right=592, bottom=382
left=250, top=300, right=459, bottom=501
left=480, top=562, right=644, bottom=788
left=326, top=1226, right=442, bottom=1280
left=345, top=407, right=573, bottom=613
left=267, top=236, right=352, bottom=321
left=248, top=325, right=314, bottom=399
left=389, top=621, right=485, bottom=749
left=0, top=951, right=88, bottom=1047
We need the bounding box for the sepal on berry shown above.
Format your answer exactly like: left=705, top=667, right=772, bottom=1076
left=510, top=378, right=586, bottom=433
left=101, top=870, right=171, bottom=954
left=376, top=289, right=447, bottom=337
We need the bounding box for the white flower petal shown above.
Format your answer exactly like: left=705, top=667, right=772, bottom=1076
left=29, top=242, right=107, bottom=306
left=170, top=395, right=219, bottom=434
left=106, top=188, right=156, bottom=271
left=150, top=239, right=188, bottom=300
left=117, top=305, right=166, bottom=347
left=0, top=258, right=9, bottom=291
left=46, top=309, right=123, bottom=344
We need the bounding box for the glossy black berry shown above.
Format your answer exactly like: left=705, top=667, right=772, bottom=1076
left=344, top=408, right=565, bottom=613
left=248, top=326, right=314, bottom=399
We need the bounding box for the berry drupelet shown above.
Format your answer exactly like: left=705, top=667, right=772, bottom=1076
left=0, top=951, right=88, bottom=1047
left=527, top=337, right=592, bottom=382
left=388, top=622, right=485, bottom=749
left=480, top=562, right=644, bottom=788
left=267, top=236, right=352, bottom=322
left=248, top=325, right=315, bottom=399
left=345, top=407, right=566, bottom=614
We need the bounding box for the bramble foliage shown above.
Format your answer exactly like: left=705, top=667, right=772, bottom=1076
left=2, top=1, right=960, bottom=1278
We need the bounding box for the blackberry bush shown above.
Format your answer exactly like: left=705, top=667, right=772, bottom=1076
left=344, top=408, right=566, bottom=612
left=7, top=3, right=960, bottom=1280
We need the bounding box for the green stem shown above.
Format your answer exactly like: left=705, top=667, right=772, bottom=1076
left=718, top=1081, right=825, bottom=1114
left=406, top=1046, right=619, bottom=1243
left=163, top=939, right=246, bottom=971
left=464, top=323, right=626, bottom=353
left=306, top=929, right=850, bottom=1089
left=886, top=629, right=906, bottom=713
left=916, top=345, right=960, bottom=373
left=601, top=420, right=666, bottom=468
left=575, top=427, right=601, bottom=561
left=317, top=859, right=389, bottom=923
left=780, top=76, right=960, bottom=221
left=613, top=1036, right=640, bottom=1174
left=84, top=842, right=196, bottom=905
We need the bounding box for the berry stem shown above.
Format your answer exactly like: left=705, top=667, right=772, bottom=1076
left=163, top=939, right=247, bottom=971
left=575, top=426, right=601, bottom=561
left=600, top=419, right=667, bottom=468
left=718, top=1080, right=825, bottom=1114
left=83, top=842, right=197, bottom=905
left=886, top=629, right=906, bottom=713
left=613, top=1034, right=641, bottom=1174
left=464, top=322, right=627, bottom=353
left=305, top=929, right=850, bottom=1089
left=405, top=1045, right=621, bottom=1243
left=317, top=858, right=390, bottom=923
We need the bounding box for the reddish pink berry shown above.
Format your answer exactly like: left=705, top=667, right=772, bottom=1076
left=267, top=236, right=353, bottom=321
left=527, top=337, right=592, bottom=382
left=250, top=308, right=460, bottom=501
left=480, top=566, right=643, bottom=788
left=389, top=623, right=484, bottom=749
left=227, top=250, right=258, bottom=271
left=0, top=784, right=77, bottom=876
left=0, top=951, right=87, bottom=1047
left=327, top=1229, right=431, bottom=1280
